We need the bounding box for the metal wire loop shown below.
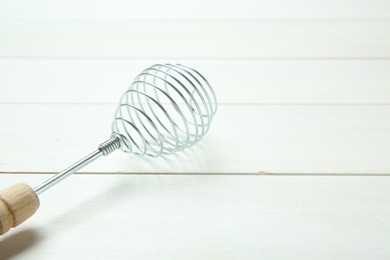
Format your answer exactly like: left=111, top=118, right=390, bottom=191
left=111, top=63, right=217, bottom=157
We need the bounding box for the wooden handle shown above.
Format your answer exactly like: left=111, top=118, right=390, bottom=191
left=0, top=183, right=40, bottom=235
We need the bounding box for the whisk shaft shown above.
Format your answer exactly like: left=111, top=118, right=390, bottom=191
left=34, top=137, right=121, bottom=195
left=33, top=64, right=216, bottom=195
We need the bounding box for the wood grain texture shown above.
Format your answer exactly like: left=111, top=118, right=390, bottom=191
left=1, top=20, right=389, bottom=58
left=0, top=104, right=388, bottom=174
left=0, top=183, right=39, bottom=235
left=0, top=59, right=389, bottom=104
left=0, top=174, right=389, bottom=259
left=0, top=0, right=389, bottom=19
left=0, top=0, right=390, bottom=257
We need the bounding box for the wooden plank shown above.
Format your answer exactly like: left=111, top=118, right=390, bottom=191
left=0, top=0, right=389, bottom=19
left=0, top=174, right=389, bottom=259
left=0, top=20, right=389, bottom=58
left=0, top=104, right=389, bottom=174
left=1, top=59, right=389, bottom=104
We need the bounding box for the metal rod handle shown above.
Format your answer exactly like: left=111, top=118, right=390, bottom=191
left=34, top=136, right=121, bottom=195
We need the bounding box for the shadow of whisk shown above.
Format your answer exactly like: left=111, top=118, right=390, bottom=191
left=0, top=228, right=41, bottom=259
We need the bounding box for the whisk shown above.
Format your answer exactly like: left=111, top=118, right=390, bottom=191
left=0, top=64, right=217, bottom=235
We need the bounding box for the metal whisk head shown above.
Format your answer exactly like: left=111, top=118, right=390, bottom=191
left=0, top=63, right=217, bottom=235
left=34, top=64, right=217, bottom=195
left=112, top=64, right=217, bottom=157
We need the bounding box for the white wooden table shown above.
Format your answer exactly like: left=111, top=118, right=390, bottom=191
left=0, top=0, right=389, bottom=259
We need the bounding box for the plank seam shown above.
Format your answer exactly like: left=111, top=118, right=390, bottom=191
left=0, top=172, right=389, bottom=176
left=1, top=57, right=390, bottom=60
left=0, top=103, right=390, bottom=106
left=1, top=18, right=390, bottom=22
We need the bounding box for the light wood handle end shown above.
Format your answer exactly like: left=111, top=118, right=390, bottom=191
left=0, top=183, right=40, bottom=235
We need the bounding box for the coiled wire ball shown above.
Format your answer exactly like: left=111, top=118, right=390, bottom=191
left=111, top=64, right=217, bottom=157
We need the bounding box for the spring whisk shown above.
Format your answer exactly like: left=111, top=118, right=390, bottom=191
left=113, top=64, right=217, bottom=156
left=0, top=64, right=217, bottom=235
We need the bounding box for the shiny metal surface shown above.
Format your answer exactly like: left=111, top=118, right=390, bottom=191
left=34, top=64, right=217, bottom=194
